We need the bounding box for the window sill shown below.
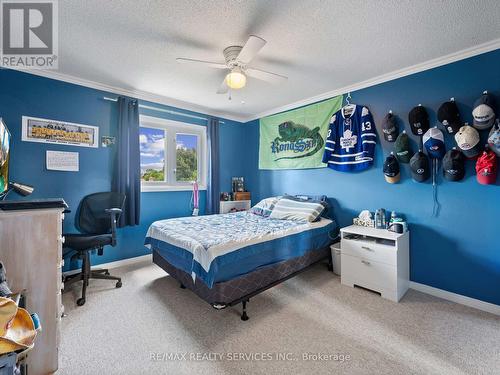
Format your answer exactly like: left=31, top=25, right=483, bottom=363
left=141, top=184, right=207, bottom=193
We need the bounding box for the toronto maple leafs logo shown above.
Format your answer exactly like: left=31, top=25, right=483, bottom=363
left=340, top=129, right=357, bottom=152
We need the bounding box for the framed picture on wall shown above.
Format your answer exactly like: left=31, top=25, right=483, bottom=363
left=21, top=116, right=99, bottom=148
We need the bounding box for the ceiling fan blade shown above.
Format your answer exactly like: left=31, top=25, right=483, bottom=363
left=176, top=58, right=227, bottom=69
left=216, top=78, right=228, bottom=94
left=236, top=35, right=266, bottom=64
left=246, top=68, right=288, bottom=84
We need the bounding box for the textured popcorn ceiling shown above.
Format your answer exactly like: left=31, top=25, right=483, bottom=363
left=58, top=0, right=500, bottom=120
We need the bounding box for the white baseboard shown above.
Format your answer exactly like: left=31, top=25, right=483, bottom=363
left=63, top=254, right=152, bottom=276
left=409, top=281, right=500, bottom=316
left=62, top=254, right=499, bottom=316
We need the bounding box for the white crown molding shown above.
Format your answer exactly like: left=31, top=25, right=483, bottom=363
left=10, top=68, right=248, bottom=123
left=245, top=38, right=500, bottom=122
left=10, top=38, right=500, bottom=124
left=409, top=281, right=500, bottom=316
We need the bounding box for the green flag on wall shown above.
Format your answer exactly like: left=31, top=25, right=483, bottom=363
left=259, top=96, right=343, bottom=170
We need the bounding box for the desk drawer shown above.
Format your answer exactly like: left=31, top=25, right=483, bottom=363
left=341, top=253, right=396, bottom=291
left=341, top=238, right=397, bottom=266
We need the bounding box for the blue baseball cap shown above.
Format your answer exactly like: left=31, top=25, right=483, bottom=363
left=423, top=127, right=445, bottom=159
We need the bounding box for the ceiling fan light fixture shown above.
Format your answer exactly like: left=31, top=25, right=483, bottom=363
left=225, top=68, right=246, bottom=89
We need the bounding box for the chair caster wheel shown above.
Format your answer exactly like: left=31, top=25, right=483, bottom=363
left=104, top=271, right=110, bottom=275
left=115, top=281, right=122, bottom=288
left=76, top=298, right=86, bottom=306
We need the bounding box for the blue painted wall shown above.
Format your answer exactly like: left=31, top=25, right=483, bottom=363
left=3, top=49, right=499, bottom=305
left=244, top=49, right=500, bottom=305
left=0, top=69, right=247, bottom=269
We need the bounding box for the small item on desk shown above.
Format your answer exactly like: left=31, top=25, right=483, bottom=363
left=374, top=208, right=386, bottom=229
left=220, top=192, right=230, bottom=201
left=0, top=181, right=34, bottom=201
left=234, top=192, right=251, bottom=201
left=353, top=210, right=374, bottom=227
left=232, top=177, right=245, bottom=192
left=388, top=212, right=408, bottom=233
left=388, top=222, right=406, bottom=234
left=390, top=211, right=397, bottom=224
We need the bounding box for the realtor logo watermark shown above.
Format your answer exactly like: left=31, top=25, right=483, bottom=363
left=0, top=0, right=58, bottom=69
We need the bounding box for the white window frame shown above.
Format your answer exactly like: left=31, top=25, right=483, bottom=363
left=140, top=115, right=207, bottom=192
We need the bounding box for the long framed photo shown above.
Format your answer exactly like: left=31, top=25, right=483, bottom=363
left=22, top=116, right=99, bottom=148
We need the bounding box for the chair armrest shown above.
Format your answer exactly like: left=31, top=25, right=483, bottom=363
left=105, top=208, right=122, bottom=246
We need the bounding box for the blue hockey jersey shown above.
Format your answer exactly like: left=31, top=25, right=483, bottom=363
left=322, top=105, right=376, bottom=171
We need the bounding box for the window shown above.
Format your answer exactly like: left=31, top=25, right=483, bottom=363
left=140, top=115, right=207, bottom=191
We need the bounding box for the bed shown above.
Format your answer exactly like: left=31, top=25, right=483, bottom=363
left=145, top=197, right=337, bottom=320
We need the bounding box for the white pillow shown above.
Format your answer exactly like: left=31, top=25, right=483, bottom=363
left=269, top=197, right=324, bottom=222
left=250, top=196, right=281, bottom=217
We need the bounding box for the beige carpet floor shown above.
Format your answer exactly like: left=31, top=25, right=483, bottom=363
left=60, top=258, right=500, bottom=375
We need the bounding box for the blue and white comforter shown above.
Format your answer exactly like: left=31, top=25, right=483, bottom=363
left=145, top=211, right=334, bottom=287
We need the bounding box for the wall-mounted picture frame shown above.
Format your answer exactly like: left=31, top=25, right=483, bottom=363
left=101, top=136, right=115, bottom=147
left=22, top=116, right=99, bottom=148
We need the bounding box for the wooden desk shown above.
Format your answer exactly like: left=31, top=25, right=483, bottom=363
left=0, top=208, right=64, bottom=375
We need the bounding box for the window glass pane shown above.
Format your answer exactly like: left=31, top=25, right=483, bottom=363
left=140, top=127, right=165, bottom=181
left=176, top=133, right=198, bottom=182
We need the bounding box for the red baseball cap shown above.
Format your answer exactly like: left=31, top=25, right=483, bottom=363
left=476, top=150, right=497, bottom=185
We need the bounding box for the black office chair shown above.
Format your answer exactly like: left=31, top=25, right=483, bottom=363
left=63, top=192, right=126, bottom=306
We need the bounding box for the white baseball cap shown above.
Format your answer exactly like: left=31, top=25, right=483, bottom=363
left=455, top=124, right=481, bottom=158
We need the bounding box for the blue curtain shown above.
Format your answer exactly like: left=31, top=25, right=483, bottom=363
left=206, top=117, right=220, bottom=214
left=114, top=97, right=140, bottom=226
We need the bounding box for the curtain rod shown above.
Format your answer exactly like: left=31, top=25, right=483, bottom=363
left=102, top=97, right=224, bottom=124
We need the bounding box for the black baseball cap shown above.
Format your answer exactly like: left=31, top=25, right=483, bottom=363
left=383, top=154, right=400, bottom=183
left=382, top=113, right=398, bottom=142
left=394, top=132, right=412, bottom=163
left=408, top=106, right=430, bottom=136
left=473, top=92, right=496, bottom=130
left=443, top=148, right=465, bottom=181
left=438, top=101, right=462, bottom=135
left=409, top=151, right=430, bottom=182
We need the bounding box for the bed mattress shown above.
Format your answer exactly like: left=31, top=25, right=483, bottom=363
left=145, top=211, right=335, bottom=288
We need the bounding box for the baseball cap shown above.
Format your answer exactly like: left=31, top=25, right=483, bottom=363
left=0, top=297, right=37, bottom=355
left=476, top=150, right=497, bottom=185
left=423, top=127, right=445, bottom=159
left=382, top=112, right=398, bottom=142
left=454, top=124, right=481, bottom=158
left=487, top=120, right=500, bottom=157
left=442, top=148, right=465, bottom=182
left=394, top=131, right=412, bottom=163
left=438, top=100, right=462, bottom=135
left=472, top=92, right=496, bottom=130
left=408, top=106, right=430, bottom=136
left=410, top=151, right=430, bottom=182
left=383, top=154, right=400, bottom=183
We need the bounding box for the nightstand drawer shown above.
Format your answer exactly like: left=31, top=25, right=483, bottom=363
left=342, top=238, right=397, bottom=266
left=341, top=254, right=397, bottom=291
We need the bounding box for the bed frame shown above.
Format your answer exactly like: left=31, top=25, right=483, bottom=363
left=152, top=246, right=333, bottom=321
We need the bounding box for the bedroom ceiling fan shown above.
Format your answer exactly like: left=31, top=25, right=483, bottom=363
left=176, top=35, right=288, bottom=94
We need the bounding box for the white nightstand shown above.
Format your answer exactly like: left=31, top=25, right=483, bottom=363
left=219, top=200, right=251, bottom=214
left=340, top=225, right=409, bottom=302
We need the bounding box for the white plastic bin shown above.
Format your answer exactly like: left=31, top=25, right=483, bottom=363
left=330, top=243, right=341, bottom=276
